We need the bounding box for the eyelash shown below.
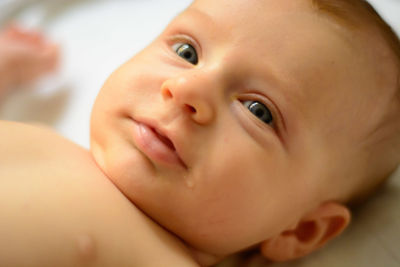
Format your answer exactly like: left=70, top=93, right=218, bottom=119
left=172, top=43, right=198, bottom=65
left=168, top=34, right=201, bottom=64
left=243, top=100, right=274, bottom=125
left=241, top=97, right=276, bottom=125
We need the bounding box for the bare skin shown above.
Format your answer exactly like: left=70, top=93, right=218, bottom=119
left=1, top=0, right=397, bottom=266
left=0, top=121, right=199, bottom=267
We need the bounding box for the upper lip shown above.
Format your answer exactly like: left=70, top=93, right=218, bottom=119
left=132, top=117, right=187, bottom=169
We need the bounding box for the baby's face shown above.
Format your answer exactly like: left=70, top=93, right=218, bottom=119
left=91, top=0, right=381, bottom=256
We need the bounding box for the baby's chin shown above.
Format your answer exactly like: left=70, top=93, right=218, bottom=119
left=89, top=140, right=120, bottom=186
left=90, top=141, right=106, bottom=171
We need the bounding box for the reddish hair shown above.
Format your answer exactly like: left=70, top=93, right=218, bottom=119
left=312, top=0, right=400, bottom=66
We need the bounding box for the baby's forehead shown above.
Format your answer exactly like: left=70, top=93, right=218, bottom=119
left=189, top=0, right=311, bottom=27
left=183, top=2, right=363, bottom=97
left=186, top=0, right=358, bottom=53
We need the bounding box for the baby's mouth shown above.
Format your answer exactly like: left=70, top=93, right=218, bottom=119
left=132, top=119, right=186, bottom=169
left=152, top=128, right=176, bottom=151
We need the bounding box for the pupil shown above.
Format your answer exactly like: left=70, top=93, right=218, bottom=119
left=247, top=101, right=273, bottom=124
left=184, top=51, right=192, bottom=59
left=255, top=108, right=264, bottom=117
left=176, top=44, right=198, bottom=65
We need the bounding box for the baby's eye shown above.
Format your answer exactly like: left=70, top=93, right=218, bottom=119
left=172, top=43, right=198, bottom=65
left=243, top=100, right=273, bottom=125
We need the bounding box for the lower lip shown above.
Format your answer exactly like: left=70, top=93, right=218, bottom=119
left=132, top=120, right=185, bottom=168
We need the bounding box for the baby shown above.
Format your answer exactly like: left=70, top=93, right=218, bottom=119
left=1, top=0, right=400, bottom=266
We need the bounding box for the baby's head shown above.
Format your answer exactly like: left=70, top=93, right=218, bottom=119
left=90, top=0, right=400, bottom=264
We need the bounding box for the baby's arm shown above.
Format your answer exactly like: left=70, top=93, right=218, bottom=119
left=0, top=25, right=58, bottom=95
left=0, top=121, right=198, bottom=267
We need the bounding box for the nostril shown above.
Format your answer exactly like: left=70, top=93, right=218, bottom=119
left=162, top=87, right=173, bottom=99
left=185, top=104, right=196, bottom=114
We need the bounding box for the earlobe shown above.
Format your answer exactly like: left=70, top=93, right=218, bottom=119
left=260, top=202, right=351, bottom=262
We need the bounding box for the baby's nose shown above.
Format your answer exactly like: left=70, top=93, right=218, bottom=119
left=161, top=75, right=215, bottom=125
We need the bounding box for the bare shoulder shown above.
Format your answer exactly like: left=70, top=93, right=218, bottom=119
left=0, top=119, right=63, bottom=141
left=0, top=120, right=199, bottom=267
left=0, top=120, right=85, bottom=159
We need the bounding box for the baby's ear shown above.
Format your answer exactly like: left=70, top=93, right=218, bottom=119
left=260, top=202, right=351, bottom=262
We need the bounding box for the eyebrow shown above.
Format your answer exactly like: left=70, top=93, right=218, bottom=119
left=184, top=7, right=215, bottom=23
left=168, top=7, right=222, bottom=46
left=311, top=0, right=363, bottom=29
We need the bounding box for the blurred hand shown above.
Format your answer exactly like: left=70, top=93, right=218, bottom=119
left=0, top=24, right=59, bottom=91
